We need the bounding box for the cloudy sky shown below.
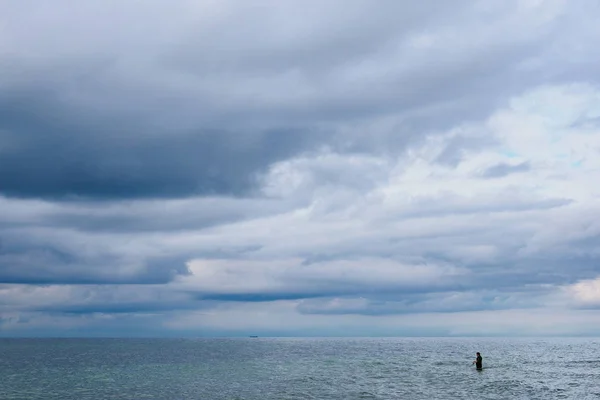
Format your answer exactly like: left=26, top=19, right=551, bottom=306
left=1, top=0, right=600, bottom=337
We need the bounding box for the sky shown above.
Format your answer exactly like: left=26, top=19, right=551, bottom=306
left=1, top=0, right=600, bottom=337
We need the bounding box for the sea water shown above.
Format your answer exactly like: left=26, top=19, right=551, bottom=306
left=1, top=337, right=599, bottom=399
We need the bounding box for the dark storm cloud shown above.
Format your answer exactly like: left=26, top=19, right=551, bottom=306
left=0, top=92, right=320, bottom=199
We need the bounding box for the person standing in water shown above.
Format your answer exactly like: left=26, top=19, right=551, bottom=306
left=472, top=352, right=483, bottom=370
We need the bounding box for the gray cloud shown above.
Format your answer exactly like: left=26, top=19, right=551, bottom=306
left=480, top=161, right=531, bottom=178
left=1, top=0, right=595, bottom=200
left=1, top=0, right=600, bottom=336
left=0, top=238, right=191, bottom=285
left=294, top=288, right=546, bottom=316
left=0, top=94, right=319, bottom=199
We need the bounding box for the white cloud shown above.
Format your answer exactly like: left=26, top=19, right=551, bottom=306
left=560, top=277, right=600, bottom=307
left=176, top=257, right=465, bottom=296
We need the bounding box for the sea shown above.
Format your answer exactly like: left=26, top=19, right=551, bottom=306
left=1, top=337, right=599, bottom=399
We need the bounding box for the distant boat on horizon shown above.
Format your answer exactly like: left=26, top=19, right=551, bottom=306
left=249, top=335, right=259, bottom=338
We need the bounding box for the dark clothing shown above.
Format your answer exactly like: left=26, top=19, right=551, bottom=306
left=475, top=355, right=482, bottom=370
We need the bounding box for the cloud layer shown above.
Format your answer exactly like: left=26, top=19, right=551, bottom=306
left=1, top=0, right=600, bottom=336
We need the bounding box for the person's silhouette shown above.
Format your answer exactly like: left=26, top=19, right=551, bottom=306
left=472, top=352, right=483, bottom=370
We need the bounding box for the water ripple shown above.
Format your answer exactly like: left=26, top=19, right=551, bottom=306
left=1, top=338, right=600, bottom=399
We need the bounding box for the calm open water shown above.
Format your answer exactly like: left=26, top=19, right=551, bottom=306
left=1, top=337, right=599, bottom=399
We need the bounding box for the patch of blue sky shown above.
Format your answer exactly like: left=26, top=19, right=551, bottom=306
left=571, top=160, right=583, bottom=168
left=500, top=150, right=519, bottom=158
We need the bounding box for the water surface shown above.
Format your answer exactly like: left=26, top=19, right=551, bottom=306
left=1, top=337, right=599, bottom=399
